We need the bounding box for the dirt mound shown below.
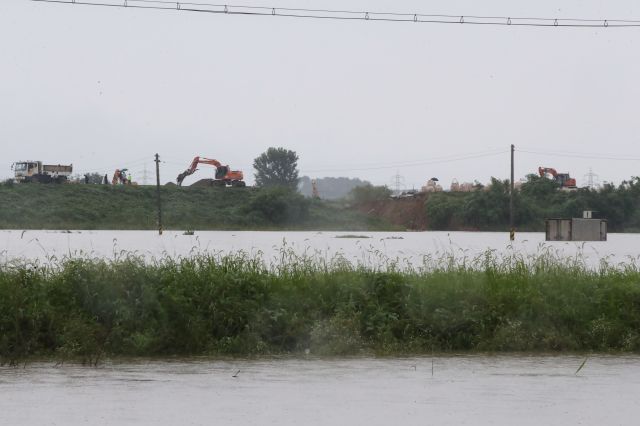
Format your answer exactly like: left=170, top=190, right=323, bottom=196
left=356, top=194, right=428, bottom=230
left=190, top=179, right=215, bottom=187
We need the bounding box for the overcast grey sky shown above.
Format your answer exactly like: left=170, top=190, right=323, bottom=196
left=1, top=0, right=639, bottom=188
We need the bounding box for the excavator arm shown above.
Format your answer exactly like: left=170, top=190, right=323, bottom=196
left=538, top=167, right=558, bottom=178
left=177, top=156, right=224, bottom=186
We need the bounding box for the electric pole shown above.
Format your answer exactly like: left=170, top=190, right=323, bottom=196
left=155, top=153, right=163, bottom=235
left=510, top=144, right=515, bottom=241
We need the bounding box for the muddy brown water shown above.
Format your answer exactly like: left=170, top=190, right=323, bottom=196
left=1, top=356, right=638, bottom=425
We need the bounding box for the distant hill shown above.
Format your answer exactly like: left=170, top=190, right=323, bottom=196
left=298, top=176, right=371, bottom=200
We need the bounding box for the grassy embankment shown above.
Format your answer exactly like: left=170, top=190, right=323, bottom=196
left=2, top=249, right=640, bottom=364
left=0, top=183, right=394, bottom=231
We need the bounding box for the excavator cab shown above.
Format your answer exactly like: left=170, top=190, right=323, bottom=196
left=215, top=166, right=229, bottom=180
left=558, top=174, right=577, bottom=188
left=557, top=174, right=571, bottom=186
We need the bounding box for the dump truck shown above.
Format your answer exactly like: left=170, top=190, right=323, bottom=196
left=12, top=161, right=73, bottom=183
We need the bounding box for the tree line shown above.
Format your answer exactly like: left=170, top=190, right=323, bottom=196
left=425, top=175, right=640, bottom=232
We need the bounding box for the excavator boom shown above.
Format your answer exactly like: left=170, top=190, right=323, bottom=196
left=538, top=167, right=558, bottom=178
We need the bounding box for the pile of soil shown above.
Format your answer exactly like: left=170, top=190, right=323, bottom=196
left=356, top=194, right=429, bottom=230
left=190, top=179, right=216, bottom=187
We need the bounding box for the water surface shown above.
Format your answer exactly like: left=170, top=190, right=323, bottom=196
left=1, top=356, right=638, bottom=425
left=1, top=230, right=638, bottom=267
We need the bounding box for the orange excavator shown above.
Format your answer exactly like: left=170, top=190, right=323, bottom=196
left=177, top=156, right=246, bottom=187
left=112, top=168, right=131, bottom=185
left=538, top=167, right=577, bottom=189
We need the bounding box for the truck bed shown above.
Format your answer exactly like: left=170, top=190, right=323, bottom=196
left=42, top=164, right=73, bottom=174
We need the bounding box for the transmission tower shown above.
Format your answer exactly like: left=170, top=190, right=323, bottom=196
left=583, top=167, right=600, bottom=190
left=390, top=172, right=405, bottom=195
left=139, top=163, right=150, bottom=186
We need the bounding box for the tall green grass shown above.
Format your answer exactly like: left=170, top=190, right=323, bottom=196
left=1, top=248, right=640, bottom=364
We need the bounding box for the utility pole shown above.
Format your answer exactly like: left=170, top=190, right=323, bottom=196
left=510, top=144, right=515, bottom=241
left=155, top=153, right=163, bottom=235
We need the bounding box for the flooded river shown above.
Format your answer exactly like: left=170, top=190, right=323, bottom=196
left=1, top=356, right=638, bottom=426
left=1, top=230, right=639, bottom=267
left=2, top=234, right=639, bottom=424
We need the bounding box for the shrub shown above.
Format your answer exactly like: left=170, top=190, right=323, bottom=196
left=349, top=184, right=391, bottom=204
left=245, top=187, right=310, bottom=225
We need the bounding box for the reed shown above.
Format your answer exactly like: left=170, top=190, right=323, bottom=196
left=1, top=248, right=640, bottom=363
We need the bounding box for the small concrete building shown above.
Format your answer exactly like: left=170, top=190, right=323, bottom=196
left=545, top=211, right=607, bottom=241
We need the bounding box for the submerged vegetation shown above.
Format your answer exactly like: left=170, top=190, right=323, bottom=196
left=2, top=248, right=640, bottom=364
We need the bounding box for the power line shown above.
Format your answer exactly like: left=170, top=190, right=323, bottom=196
left=156, top=149, right=507, bottom=174
left=90, top=155, right=153, bottom=171
left=301, top=150, right=507, bottom=173
left=308, top=148, right=506, bottom=170
left=517, top=148, right=640, bottom=161
left=32, top=0, right=640, bottom=28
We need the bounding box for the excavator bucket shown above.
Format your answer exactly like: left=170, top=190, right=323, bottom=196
left=177, top=171, right=189, bottom=186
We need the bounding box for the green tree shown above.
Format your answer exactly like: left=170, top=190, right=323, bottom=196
left=424, top=193, right=464, bottom=230
left=349, top=184, right=391, bottom=204
left=84, top=173, right=105, bottom=185
left=461, top=178, right=510, bottom=229
left=244, top=187, right=309, bottom=225
left=520, top=174, right=560, bottom=200
left=421, top=174, right=640, bottom=232
left=253, top=147, right=299, bottom=189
